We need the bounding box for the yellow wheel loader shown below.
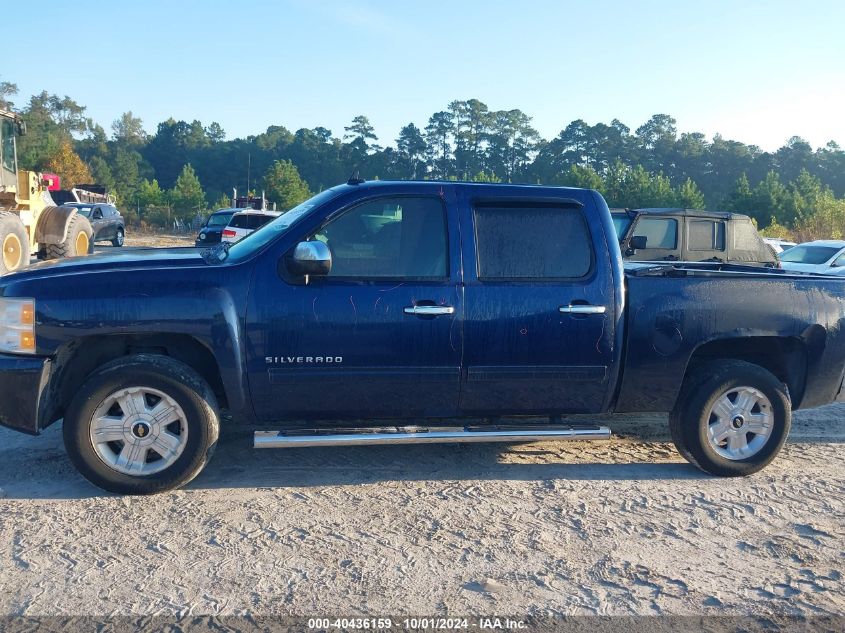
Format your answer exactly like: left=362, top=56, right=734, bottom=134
left=0, top=109, right=94, bottom=275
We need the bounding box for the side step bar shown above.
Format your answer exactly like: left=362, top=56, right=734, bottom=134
left=254, top=424, right=611, bottom=448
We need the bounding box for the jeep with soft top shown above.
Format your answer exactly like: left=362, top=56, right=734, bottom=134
left=1, top=180, right=844, bottom=494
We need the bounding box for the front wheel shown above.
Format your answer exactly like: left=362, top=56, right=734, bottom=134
left=45, top=214, right=94, bottom=259
left=63, top=354, right=220, bottom=494
left=669, top=360, right=791, bottom=476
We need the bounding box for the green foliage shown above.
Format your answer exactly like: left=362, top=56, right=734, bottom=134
left=211, top=192, right=232, bottom=210
left=6, top=79, right=845, bottom=239
left=674, top=178, right=705, bottom=209
left=561, top=164, right=603, bottom=190
left=112, top=112, right=147, bottom=146
left=169, top=164, right=206, bottom=217
left=138, top=178, right=166, bottom=208
left=793, top=191, right=845, bottom=241
left=0, top=77, right=17, bottom=110
left=470, top=171, right=502, bottom=183
left=263, top=160, right=312, bottom=210
left=759, top=218, right=793, bottom=240
left=723, top=173, right=753, bottom=214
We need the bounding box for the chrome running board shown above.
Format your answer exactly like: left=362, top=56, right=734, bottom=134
left=254, top=424, right=611, bottom=448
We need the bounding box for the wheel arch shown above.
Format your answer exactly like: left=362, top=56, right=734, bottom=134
left=42, top=333, right=228, bottom=430
left=683, top=336, right=808, bottom=408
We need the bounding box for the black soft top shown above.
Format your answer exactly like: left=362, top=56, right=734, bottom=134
left=628, top=208, right=751, bottom=221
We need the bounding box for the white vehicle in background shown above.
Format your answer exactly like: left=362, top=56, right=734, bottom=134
left=221, top=210, right=281, bottom=243
left=778, top=240, right=845, bottom=273
left=763, top=237, right=797, bottom=254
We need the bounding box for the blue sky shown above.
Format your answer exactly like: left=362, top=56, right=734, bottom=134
left=6, top=0, right=844, bottom=151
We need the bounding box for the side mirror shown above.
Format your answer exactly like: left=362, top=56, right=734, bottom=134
left=625, top=235, right=648, bottom=256
left=286, top=240, right=332, bottom=277
left=630, top=235, right=648, bottom=250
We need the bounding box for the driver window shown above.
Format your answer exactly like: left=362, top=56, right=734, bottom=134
left=93, top=208, right=104, bottom=219
left=311, top=197, right=448, bottom=279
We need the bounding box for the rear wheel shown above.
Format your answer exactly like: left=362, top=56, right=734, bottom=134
left=112, top=227, right=125, bottom=247
left=670, top=360, right=791, bottom=476
left=0, top=212, right=30, bottom=274
left=46, top=214, right=94, bottom=259
left=63, top=354, right=220, bottom=495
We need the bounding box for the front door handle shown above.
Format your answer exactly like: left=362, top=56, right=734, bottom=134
left=404, top=305, right=455, bottom=316
left=559, top=305, right=607, bottom=315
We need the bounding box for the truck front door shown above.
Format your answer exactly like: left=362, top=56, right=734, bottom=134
left=459, top=193, right=618, bottom=415
left=246, top=191, right=463, bottom=422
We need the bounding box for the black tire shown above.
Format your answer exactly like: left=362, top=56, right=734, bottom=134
left=0, top=211, right=31, bottom=274
left=63, top=354, right=220, bottom=495
left=112, top=227, right=125, bottom=247
left=669, top=360, right=791, bottom=477
left=46, top=214, right=94, bottom=259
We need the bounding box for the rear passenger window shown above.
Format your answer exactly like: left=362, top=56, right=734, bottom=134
left=688, top=220, right=726, bottom=251
left=474, top=204, right=592, bottom=279
left=633, top=218, right=677, bottom=249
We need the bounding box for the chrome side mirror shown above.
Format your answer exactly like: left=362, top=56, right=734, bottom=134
left=287, top=241, right=332, bottom=277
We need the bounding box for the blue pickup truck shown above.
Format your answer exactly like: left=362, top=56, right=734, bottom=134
left=2, top=180, right=845, bottom=494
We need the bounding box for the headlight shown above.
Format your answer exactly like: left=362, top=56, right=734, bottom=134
left=0, top=298, right=36, bottom=354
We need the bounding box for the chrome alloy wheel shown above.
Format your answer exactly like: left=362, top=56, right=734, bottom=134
left=707, top=386, right=774, bottom=460
left=88, top=387, right=188, bottom=475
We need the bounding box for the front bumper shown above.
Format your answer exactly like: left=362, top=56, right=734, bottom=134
left=195, top=233, right=222, bottom=247
left=0, top=354, right=52, bottom=435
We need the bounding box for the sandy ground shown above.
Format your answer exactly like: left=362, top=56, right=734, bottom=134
left=112, top=231, right=197, bottom=249
left=0, top=404, right=842, bottom=619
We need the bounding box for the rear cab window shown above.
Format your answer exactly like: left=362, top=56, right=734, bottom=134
left=473, top=202, right=593, bottom=279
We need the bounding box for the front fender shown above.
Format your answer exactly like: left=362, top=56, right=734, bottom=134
left=35, top=206, right=76, bottom=244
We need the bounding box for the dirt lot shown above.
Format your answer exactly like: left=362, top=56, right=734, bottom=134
left=1, top=404, right=843, bottom=619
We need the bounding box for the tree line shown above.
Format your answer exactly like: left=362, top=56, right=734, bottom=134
left=2, top=78, right=845, bottom=239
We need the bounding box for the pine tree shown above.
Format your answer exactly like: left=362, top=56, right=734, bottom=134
left=169, top=164, right=206, bottom=217
left=264, top=160, right=312, bottom=211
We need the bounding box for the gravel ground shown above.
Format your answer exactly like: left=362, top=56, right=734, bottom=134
left=0, top=404, right=843, bottom=619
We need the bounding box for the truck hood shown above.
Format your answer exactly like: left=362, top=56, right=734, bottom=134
left=2, top=247, right=207, bottom=282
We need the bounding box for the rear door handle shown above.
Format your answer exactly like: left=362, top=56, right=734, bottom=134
left=559, top=305, right=607, bottom=314
left=404, top=305, right=455, bottom=316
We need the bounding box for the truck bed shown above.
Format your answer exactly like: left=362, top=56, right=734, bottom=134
left=616, top=262, right=845, bottom=413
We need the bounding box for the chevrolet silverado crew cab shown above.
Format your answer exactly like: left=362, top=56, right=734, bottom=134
left=2, top=180, right=845, bottom=494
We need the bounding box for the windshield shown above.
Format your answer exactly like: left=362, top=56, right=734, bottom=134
left=207, top=212, right=234, bottom=227
left=72, top=206, right=93, bottom=218
left=225, top=187, right=345, bottom=262
left=780, top=245, right=842, bottom=265
left=612, top=214, right=632, bottom=238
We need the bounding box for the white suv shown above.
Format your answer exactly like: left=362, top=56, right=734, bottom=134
left=221, top=210, right=281, bottom=243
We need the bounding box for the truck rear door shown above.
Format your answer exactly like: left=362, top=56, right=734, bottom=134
left=458, top=190, right=619, bottom=415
